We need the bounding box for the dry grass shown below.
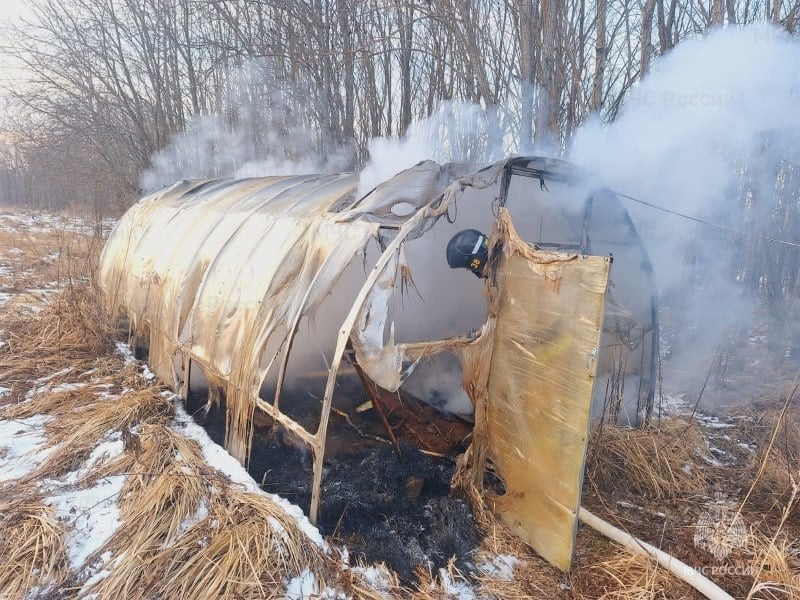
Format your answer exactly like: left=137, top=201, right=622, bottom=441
left=4, top=387, right=174, bottom=480
left=84, top=421, right=201, bottom=484
left=746, top=532, right=800, bottom=599
left=450, top=464, right=571, bottom=598
left=0, top=286, right=117, bottom=399
left=79, top=421, right=332, bottom=599
left=587, top=419, right=710, bottom=500
left=0, top=213, right=103, bottom=292
left=587, top=548, right=695, bottom=599
left=0, top=215, right=112, bottom=401
left=408, top=559, right=472, bottom=599
left=155, top=489, right=330, bottom=599
left=85, top=485, right=332, bottom=599
left=473, top=556, right=557, bottom=599
left=736, top=403, right=800, bottom=508
left=338, top=562, right=406, bottom=599
left=745, top=473, right=800, bottom=600
left=0, top=488, right=70, bottom=599
left=1, top=354, right=332, bottom=600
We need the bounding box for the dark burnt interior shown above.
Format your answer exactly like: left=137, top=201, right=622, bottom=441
left=183, top=362, right=480, bottom=582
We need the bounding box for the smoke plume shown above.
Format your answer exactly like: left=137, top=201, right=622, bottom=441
left=140, top=59, right=353, bottom=192
left=570, top=24, right=800, bottom=396
left=357, top=101, right=507, bottom=196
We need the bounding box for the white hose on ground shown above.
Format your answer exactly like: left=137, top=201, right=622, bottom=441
left=578, top=507, right=735, bottom=600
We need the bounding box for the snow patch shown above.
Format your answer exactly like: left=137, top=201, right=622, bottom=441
left=356, top=564, right=395, bottom=592
left=696, top=415, right=736, bottom=429
left=34, top=367, right=75, bottom=385
left=142, top=365, right=156, bottom=381
left=285, top=568, right=319, bottom=599
left=115, top=342, right=136, bottom=364
left=284, top=568, right=346, bottom=599
left=27, top=381, right=86, bottom=400
left=63, top=433, right=124, bottom=486
left=478, top=554, right=518, bottom=580
left=0, top=415, right=54, bottom=481
left=439, top=567, right=475, bottom=599
left=656, top=393, right=690, bottom=417
left=47, top=475, right=125, bottom=569
left=178, top=501, right=210, bottom=534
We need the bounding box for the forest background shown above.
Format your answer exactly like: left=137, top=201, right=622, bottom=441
left=1, top=0, right=800, bottom=372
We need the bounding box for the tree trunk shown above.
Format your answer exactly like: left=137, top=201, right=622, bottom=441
left=516, top=0, right=537, bottom=150
left=396, top=0, right=414, bottom=135
left=640, top=0, right=657, bottom=76
left=535, top=0, right=562, bottom=146
left=591, top=0, right=607, bottom=112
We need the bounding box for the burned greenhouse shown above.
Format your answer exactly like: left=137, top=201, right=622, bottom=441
left=98, top=156, right=658, bottom=570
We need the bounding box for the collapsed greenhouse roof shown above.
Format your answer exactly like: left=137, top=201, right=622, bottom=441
left=99, top=156, right=658, bottom=571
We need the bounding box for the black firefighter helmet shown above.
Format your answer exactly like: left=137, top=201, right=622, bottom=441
left=446, top=229, right=489, bottom=278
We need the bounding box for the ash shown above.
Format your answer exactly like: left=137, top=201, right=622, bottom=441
left=190, top=398, right=480, bottom=582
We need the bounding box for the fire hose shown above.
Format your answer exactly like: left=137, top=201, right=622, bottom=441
left=579, top=507, right=735, bottom=600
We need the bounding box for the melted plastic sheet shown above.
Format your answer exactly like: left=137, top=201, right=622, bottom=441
left=100, top=159, right=638, bottom=571
left=466, top=210, right=610, bottom=571
left=98, top=166, right=467, bottom=522
left=100, top=175, right=373, bottom=458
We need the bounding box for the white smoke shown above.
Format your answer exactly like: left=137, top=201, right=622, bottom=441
left=140, top=59, right=353, bottom=192
left=357, top=101, right=508, bottom=197
left=572, top=24, right=799, bottom=275
left=570, top=23, right=800, bottom=394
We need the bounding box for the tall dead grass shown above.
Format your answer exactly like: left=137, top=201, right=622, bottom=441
left=0, top=286, right=116, bottom=398
left=747, top=533, right=800, bottom=600
left=0, top=222, right=114, bottom=399
left=736, top=401, right=800, bottom=508
left=82, top=422, right=332, bottom=599
left=587, top=419, right=709, bottom=500
left=745, top=469, right=800, bottom=600
left=156, top=489, right=330, bottom=599
left=0, top=487, right=69, bottom=599
left=0, top=215, right=104, bottom=291
left=588, top=548, right=695, bottom=599
left=3, top=387, right=173, bottom=480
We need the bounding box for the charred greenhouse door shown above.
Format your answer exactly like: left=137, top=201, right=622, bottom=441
left=480, top=212, right=610, bottom=570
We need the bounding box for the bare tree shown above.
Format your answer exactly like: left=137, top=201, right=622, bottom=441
left=0, top=0, right=798, bottom=212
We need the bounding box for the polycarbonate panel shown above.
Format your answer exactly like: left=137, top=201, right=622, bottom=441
left=482, top=211, right=609, bottom=571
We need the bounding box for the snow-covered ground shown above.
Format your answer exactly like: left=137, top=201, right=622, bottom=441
left=1, top=351, right=337, bottom=595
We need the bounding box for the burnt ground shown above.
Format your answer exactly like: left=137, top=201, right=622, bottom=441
left=184, top=376, right=479, bottom=582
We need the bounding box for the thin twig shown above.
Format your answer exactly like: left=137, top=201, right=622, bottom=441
left=735, top=365, right=799, bottom=521
left=329, top=406, right=392, bottom=446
